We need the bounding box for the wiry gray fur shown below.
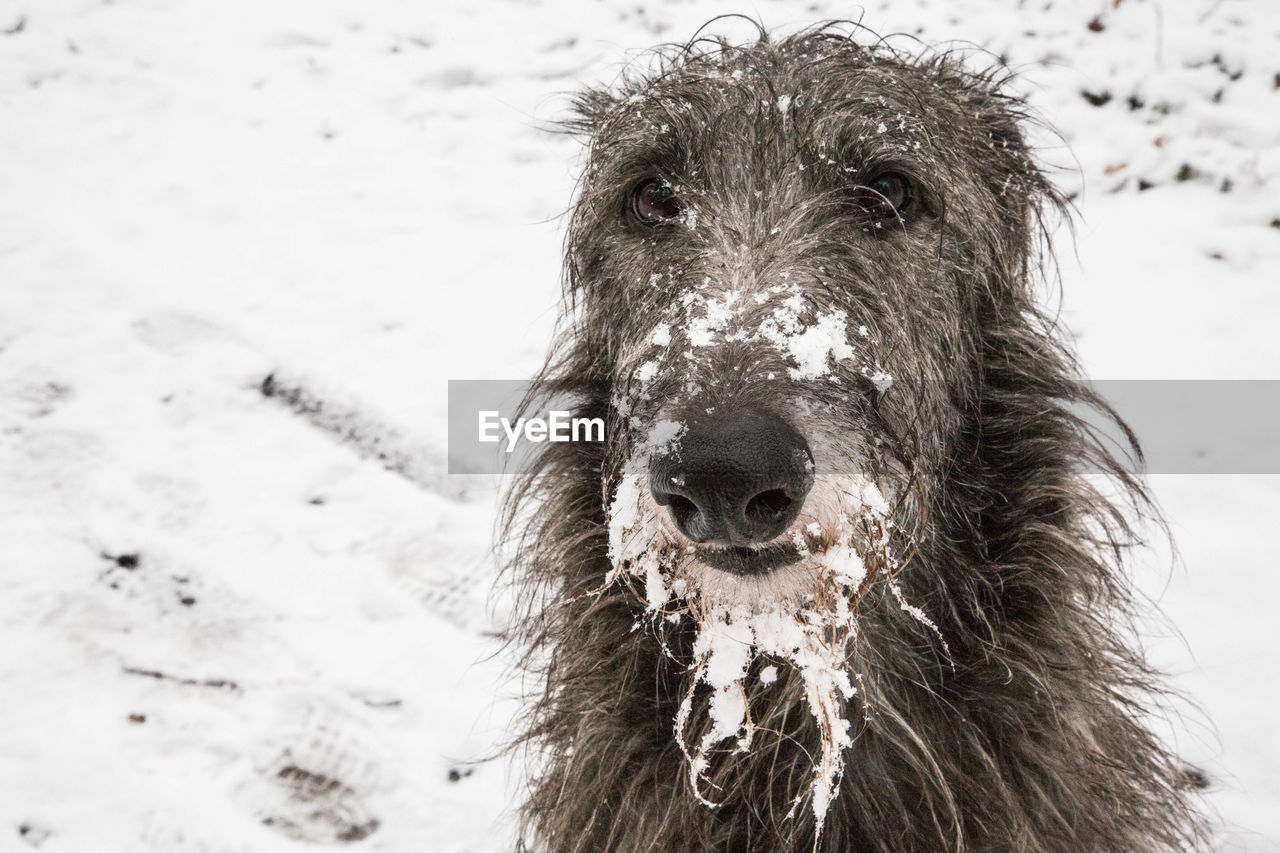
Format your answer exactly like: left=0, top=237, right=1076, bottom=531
left=503, top=22, right=1208, bottom=852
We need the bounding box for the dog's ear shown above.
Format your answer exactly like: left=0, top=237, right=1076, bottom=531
left=958, top=86, right=1052, bottom=209
left=951, top=76, right=1069, bottom=299
left=563, top=87, right=616, bottom=138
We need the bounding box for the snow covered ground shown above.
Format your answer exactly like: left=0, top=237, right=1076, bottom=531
left=1, top=0, right=1276, bottom=850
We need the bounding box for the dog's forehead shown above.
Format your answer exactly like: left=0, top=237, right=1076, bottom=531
left=590, top=60, right=988, bottom=184
left=616, top=49, right=962, bottom=142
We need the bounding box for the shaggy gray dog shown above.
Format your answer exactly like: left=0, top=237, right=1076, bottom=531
left=505, top=22, right=1206, bottom=852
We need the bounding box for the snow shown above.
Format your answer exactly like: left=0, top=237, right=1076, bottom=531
left=817, top=544, right=867, bottom=588
left=672, top=281, right=882, bottom=381
left=606, top=466, right=647, bottom=569
left=685, top=289, right=739, bottom=347
left=771, top=310, right=857, bottom=381
left=645, top=418, right=686, bottom=455
left=2, top=0, right=1278, bottom=851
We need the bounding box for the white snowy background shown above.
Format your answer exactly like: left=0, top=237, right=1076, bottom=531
left=1, top=0, right=1277, bottom=850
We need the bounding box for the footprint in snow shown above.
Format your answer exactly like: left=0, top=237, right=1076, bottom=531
left=242, top=697, right=386, bottom=845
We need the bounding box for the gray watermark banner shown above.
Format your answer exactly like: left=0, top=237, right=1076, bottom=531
left=447, top=380, right=1280, bottom=475
left=448, top=379, right=604, bottom=476
left=1091, top=380, right=1280, bottom=474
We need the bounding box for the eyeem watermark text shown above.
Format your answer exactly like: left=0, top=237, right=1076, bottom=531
left=479, top=410, right=604, bottom=452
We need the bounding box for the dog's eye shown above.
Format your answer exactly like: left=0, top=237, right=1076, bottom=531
left=631, top=179, right=682, bottom=224
left=855, top=172, right=914, bottom=222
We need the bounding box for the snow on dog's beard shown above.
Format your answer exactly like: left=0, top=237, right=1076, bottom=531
left=607, top=458, right=939, bottom=832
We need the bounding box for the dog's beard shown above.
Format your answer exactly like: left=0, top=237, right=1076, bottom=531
left=605, top=466, right=939, bottom=831
left=677, top=601, right=861, bottom=830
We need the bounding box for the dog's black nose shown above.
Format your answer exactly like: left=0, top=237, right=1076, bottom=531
left=648, top=411, right=814, bottom=546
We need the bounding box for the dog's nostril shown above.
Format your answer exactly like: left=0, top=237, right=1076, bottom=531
left=745, top=488, right=793, bottom=524
left=666, top=493, right=699, bottom=529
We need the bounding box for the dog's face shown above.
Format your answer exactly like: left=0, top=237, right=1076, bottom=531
left=547, top=33, right=1061, bottom=825
left=568, top=38, right=1046, bottom=611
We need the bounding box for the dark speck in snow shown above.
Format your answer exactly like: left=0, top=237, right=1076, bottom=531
left=110, top=552, right=141, bottom=569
